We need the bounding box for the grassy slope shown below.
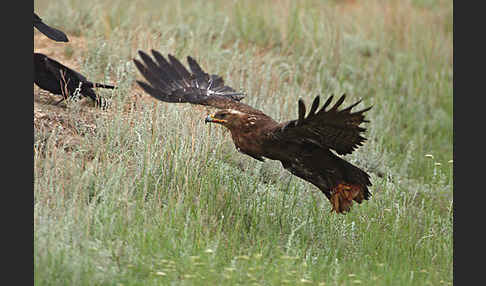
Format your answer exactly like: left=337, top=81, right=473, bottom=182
left=34, top=0, right=453, bottom=285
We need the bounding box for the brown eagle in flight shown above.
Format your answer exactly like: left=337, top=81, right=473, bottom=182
left=133, top=49, right=373, bottom=213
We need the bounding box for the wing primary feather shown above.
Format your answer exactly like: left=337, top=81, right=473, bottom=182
left=186, top=56, right=212, bottom=90
left=209, top=74, right=224, bottom=88
left=342, top=99, right=363, bottom=113
left=150, top=50, right=183, bottom=84
left=320, top=94, right=334, bottom=112
left=308, top=96, right=320, bottom=118
left=298, top=99, right=306, bottom=123
left=330, top=94, right=346, bottom=111
left=137, top=51, right=168, bottom=81
left=138, top=50, right=159, bottom=69
left=358, top=106, right=373, bottom=114
left=151, top=49, right=171, bottom=71
left=187, top=56, right=207, bottom=77
left=168, top=54, right=192, bottom=80
left=133, top=58, right=170, bottom=92
left=142, top=52, right=175, bottom=87
left=136, top=80, right=164, bottom=100
left=356, top=106, right=373, bottom=122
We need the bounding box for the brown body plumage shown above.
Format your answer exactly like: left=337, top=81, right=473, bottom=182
left=134, top=50, right=373, bottom=213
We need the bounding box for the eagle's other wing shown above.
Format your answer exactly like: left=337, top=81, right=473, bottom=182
left=133, top=50, right=263, bottom=114
left=271, top=94, right=372, bottom=155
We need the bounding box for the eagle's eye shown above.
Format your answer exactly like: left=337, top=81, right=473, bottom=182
left=219, top=113, right=227, bottom=118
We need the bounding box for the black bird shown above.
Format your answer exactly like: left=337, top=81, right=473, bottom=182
left=34, top=53, right=115, bottom=107
left=34, top=13, right=69, bottom=42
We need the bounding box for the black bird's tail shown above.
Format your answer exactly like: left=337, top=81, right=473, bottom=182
left=85, top=82, right=116, bottom=89
left=80, top=84, right=114, bottom=109
left=34, top=13, right=69, bottom=42
left=86, top=83, right=115, bottom=109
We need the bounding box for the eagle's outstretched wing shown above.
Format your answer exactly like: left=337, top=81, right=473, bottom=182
left=271, top=94, right=372, bottom=155
left=133, top=50, right=263, bottom=115
left=34, top=13, right=69, bottom=42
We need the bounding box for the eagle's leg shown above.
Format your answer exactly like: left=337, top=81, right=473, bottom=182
left=330, top=183, right=365, bottom=214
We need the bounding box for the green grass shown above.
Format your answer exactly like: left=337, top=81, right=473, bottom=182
left=34, top=0, right=453, bottom=285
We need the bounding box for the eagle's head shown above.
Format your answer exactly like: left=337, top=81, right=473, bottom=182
left=205, top=109, right=255, bottom=130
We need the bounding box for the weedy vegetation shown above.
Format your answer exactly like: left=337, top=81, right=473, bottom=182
left=34, top=0, right=453, bottom=285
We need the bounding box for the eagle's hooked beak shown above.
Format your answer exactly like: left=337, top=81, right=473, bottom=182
left=205, top=114, right=226, bottom=124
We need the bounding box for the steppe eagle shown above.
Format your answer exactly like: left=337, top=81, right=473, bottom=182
left=133, top=50, right=372, bottom=213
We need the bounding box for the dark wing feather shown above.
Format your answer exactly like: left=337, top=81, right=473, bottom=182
left=168, top=54, right=192, bottom=80
left=271, top=94, right=372, bottom=155
left=34, top=13, right=69, bottom=42
left=134, top=49, right=264, bottom=114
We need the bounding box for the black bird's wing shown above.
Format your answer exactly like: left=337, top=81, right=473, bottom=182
left=34, top=53, right=64, bottom=94
left=34, top=13, right=69, bottom=42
